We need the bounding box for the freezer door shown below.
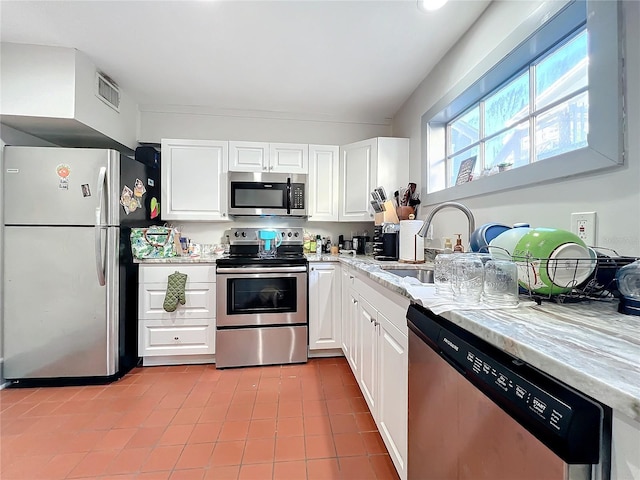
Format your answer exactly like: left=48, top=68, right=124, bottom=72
left=119, top=154, right=160, bottom=226
left=3, top=146, right=115, bottom=226
left=3, top=226, right=119, bottom=379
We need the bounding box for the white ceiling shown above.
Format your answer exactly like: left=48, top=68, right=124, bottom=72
left=0, top=0, right=491, bottom=124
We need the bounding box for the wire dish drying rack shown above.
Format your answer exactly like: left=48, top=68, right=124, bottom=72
left=487, top=246, right=639, bottom=305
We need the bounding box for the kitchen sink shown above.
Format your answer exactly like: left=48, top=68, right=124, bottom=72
left=381, top=267, right=435, bottom=284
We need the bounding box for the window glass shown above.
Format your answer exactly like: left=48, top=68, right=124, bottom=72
left=485, top=123, right=530, bottom=170
left=535, top=90, right=589, bottom=161
left=484, top=72, right=529, bottom=137
left=536, top=31, right=588, bottom=111
left=450, top=107, right=479, bottom=153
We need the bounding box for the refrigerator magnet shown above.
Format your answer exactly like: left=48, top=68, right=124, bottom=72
left=150, top=197, right=159, bottom=219
left=81, top=184, right=91, bottom=197
left=120, top=185, right=133, bottom=214
left=56, top=164, right=70, bottom=190
left=134, top=178, right=146, bottom=198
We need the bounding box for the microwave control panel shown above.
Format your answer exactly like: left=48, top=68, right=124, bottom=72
left=291, top=184, right=305, bottom=209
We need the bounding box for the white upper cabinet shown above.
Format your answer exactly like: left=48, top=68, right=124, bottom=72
left=339, top=137, right=409, bottom=222
left=339, top=139, right=376, bottom=222
left=269, top=143, right=308, bottom=173
left=229, top=141, right=308, bottom=173
left=228, top=141, right=270, bottom=172
left=308, top=145, right=339, bottom=222
left=161, top=139, right=229, bottom=221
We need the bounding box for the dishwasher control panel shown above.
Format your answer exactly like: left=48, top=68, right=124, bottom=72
left=439, top=332, right=573, bottom=435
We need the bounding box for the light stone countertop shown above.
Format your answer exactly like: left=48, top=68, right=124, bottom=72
left=137, top=253, right=640, bottom=420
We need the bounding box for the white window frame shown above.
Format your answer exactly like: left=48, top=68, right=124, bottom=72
left=422, top=0, right=626, bottom=204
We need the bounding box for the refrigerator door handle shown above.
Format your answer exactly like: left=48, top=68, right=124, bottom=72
left=95, top=166, right=107, bottom=286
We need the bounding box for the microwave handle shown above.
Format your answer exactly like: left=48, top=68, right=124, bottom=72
left=286, top=177, right=292, bottom=215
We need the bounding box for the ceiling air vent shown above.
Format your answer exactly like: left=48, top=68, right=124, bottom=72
left=95, top=72, right=120, bottom=112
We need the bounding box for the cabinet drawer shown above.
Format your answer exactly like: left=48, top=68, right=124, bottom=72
left=139, top=319, right=215, bottom=356
left=139, top=282, right=215, bottom=319
left=140, top=264, right=216, bottom=284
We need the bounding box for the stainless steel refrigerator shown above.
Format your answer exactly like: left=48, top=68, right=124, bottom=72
left=3, top=146, right=160, bottom=385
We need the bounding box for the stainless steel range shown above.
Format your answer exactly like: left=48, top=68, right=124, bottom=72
left=215, top=227, right=308, bottom=368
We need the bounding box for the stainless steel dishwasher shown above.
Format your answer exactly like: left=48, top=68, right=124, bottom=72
left=407, top=304, right=611, bottom=480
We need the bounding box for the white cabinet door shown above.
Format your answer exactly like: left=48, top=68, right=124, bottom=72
left=269, top=143, right=308, bottom=173
left=348, top=291, right=360, bottom=375
left=309, top=263, right=341, bottom=350
left=229, top=141, right=270, bottom=172
left=339, top=139, right=376, bottom=221
left=378, top=313, right=408, bottom=480
left=376, top=138, right=409, bottom=203
left=308, top=145, right=339, bottom=222
left=341, top=267, right=354, bottom=359
left=161, top=139, right=229, bottom=221
left=359, top=296, right=378, bottom=414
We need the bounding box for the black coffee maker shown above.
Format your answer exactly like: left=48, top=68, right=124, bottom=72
left=352, top=235, right=370, bottom=255
left=373, top=224, right=399, bottom=261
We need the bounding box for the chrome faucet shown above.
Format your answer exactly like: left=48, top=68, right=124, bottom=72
left=416, top=202, right=476, bottom=246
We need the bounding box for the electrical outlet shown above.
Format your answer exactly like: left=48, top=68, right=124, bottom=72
left=570, top=212, right=597, bottom=246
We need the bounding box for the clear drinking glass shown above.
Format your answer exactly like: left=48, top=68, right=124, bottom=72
left=434, top=253, right=455, bottom=297
left=483, top=260, right=519, bottom=307
left=452, top=255, right=484, bottom=305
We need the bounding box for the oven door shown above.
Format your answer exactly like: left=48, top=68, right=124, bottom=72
left=216, top=266, right=307, bottom=327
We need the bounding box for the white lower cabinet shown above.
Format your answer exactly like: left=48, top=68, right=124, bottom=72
left=341, top=266, right=358, bottom=372
left=377, top=312, right=408, bottom=479
left=359, top=297, right=378, bottom=412
left=138, top=264, right=216, bottom=366
left=343, top=269, right=410, bottom=480
left=309, top=263, right=341, bottom=351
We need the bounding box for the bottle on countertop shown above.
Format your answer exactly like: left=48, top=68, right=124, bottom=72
left=453, top=234, right=464, bottom=253
left=443, top=237, right=453, bottom=254
left=303, top=232, right=311, bottom=253
left=309, top=234, right=316, bottom=254
left=316, top=235, right=322, bottom=255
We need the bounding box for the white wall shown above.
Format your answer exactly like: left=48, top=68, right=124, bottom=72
left=393, top=0, right=640, bottom=257
left=138, top=106, right=392, bottom=243
left=74, top=49, right=138, bottom=149
left=0, top=44, right=76, bottom=118
left=138, top=106, right=391, bottom=145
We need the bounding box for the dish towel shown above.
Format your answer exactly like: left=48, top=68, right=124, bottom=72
left=163, top=271, right=188, bottom=312
left=400, top=277, right=536, bottom=315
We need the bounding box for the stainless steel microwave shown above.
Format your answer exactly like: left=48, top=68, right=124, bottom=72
left=228, top=172, right=307, bottom=216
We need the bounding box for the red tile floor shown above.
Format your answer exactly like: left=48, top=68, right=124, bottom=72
left=0, top=357, right=399, bottom=480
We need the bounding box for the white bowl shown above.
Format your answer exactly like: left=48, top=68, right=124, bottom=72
left=546, top=243, right=596, bottom=289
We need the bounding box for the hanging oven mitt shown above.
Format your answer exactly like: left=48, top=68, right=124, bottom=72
left=163, top=271, right=188, bottom=312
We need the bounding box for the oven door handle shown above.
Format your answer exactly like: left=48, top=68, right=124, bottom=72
left=217, top=266, right=307, bottom=274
